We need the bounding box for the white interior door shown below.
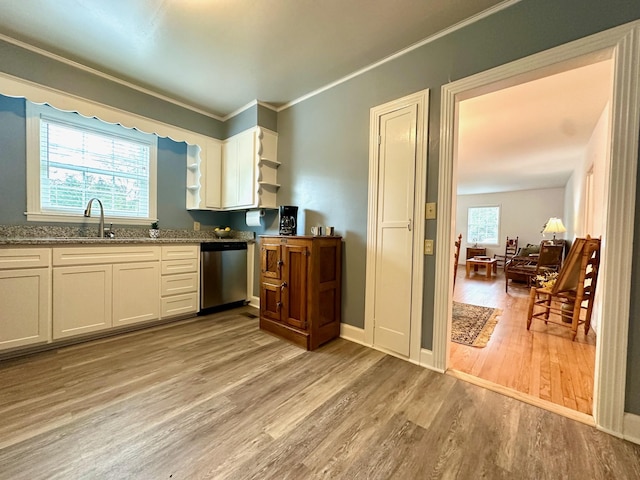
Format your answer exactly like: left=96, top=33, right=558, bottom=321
left=372, top=105, right=418, bottom=356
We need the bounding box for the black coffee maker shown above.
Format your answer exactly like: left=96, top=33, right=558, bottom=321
left=279, top=205, right=298, bottom=235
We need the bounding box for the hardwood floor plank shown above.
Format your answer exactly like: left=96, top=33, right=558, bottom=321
left=451, top=269, right=595, bottom=415
left=0, top=305, right=637, bottom=479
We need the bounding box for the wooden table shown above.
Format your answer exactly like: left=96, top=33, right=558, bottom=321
left=466, top=257, right=498, bottom=278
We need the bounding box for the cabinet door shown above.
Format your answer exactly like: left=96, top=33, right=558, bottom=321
left=235, top=129, right=256, bottom=207
left=53, top=265, right=112, bottom=339
left=205, top=140, right=222, bottom=209
left=222, top=129, right=256, bottom=209
left=113, top=262, right=160, bottom=326
left=260, top=282, right=282, bottom=323
left=261, top=244, right=282, bottom=280
left=0, top=268, right=50, bottom=350
left=282, top=244, right=308, bottom=330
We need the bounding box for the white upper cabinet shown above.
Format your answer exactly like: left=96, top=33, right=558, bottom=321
left=186, top=139, right=223, bottom=210
left=188, top=127, right=279, bottom=211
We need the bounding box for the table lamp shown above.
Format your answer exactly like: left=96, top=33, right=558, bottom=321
left=543, top=217, right=567, bottom=240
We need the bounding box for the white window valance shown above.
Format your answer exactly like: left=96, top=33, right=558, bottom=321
left=0, top=70, right=216, bottom=147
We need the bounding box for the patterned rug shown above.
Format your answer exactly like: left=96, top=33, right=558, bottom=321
left=451, top=302, right=502, bottom=348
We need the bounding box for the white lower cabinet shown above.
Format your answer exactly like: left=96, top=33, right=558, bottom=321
left=161, top=245, right=199, bottom=319
left=113, top=262, right=160, bottom=327
left=0, top=248, right=51, bottom=351
left=0, top=268, right=50, bottom=350
left=52, top=245, right=161, bottom=340
left=1, top=244, right=199, bottom=353
left=53, top=264, right=113, bottom=339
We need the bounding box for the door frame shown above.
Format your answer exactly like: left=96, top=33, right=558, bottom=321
left=364, top=89, right=429, bottom=363
left=433, top=22, right=640, bottom=437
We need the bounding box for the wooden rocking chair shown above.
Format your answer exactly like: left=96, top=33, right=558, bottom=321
left=453, top=234, right=462, bottom=291
left=526, top=236, right=601, bottom=340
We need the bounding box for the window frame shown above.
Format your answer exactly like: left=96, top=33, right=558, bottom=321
left=26, top=102, right=157, bottom=225
left=466, top=205, right=501, bottom=246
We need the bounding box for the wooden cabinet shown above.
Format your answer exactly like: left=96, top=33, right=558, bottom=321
left=0, top=248, right=51, bottom=351
left=160, top=245, right=199, bottom=319
left=259, top=236, right=341, bottom=350
left=466, top=247, right=487, bottom=259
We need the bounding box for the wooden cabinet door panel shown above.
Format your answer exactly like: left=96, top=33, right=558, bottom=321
left=261, top=244, right=281, bottom=280
left=260, top=282, right=282, bottom=322
left=283, top=245, right=308, bottom=330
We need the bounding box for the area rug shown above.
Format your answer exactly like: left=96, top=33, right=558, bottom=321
left=451, top=302, right=502, bottom=348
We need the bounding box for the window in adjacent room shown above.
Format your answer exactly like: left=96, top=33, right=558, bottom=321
left=467, top=205, right=500, bottom=245
left=26, top=102, right=157, bottom=223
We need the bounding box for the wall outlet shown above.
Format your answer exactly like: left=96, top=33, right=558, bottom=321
left=425, top=202, right=437, bottom=219
left=424, top=239, right=434, bottom=255
left=194, top=221, right=201, bottom=231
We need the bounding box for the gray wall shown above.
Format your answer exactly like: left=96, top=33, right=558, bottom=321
left=275, top=0, right=640, bottom=410
left=0, top=39, right=225, bottom=139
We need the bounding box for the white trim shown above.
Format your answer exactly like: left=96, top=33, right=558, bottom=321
left=248, top=296, right=260, bottom=309
left=419, top=348, right=443, bottom=373
left=364, top=89, right=428, bottom=363
left=0, top=32, right=225, bottom=121
left=623, top=413, right=640, bottom=445
left=277, top=1, right=520, bottom=112
left=223, top=99, right=279, bottom=121
left=247, top=243, right=255, bottom=306
left=339, top=323, right=367, bottom=346
left=25, top=101, right=158, bottom=225
left=0, top=71, right=219, bottom=147
left=434, top=20, right=640, bottom=437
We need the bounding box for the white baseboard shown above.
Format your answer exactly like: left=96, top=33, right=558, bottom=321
left=340, top=323, right=367, bottom=345
left=420, top=348, right=444, bottom=373
left=623, top=412, right=640, bottom=445
left=248, top=296, right=259, bottom=309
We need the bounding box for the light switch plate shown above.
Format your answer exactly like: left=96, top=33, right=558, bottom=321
left=424, top=239, right=434, bottom=255
left=425, top=202, right=437, bottom=219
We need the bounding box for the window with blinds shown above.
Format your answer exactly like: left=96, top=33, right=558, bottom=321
left=26, top=102, right=157, bottom=223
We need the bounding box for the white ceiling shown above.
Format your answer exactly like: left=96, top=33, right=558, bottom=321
left=457, top=59, right=614, bottom=195
left=0, top=0, right=504, bottom=118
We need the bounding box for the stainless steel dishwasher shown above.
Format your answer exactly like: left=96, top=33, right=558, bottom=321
left=200, top=241, right=247, bottom=313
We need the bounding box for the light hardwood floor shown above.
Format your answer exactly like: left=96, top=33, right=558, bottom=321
left=1, top=306, right=637, bottom=479
left=450, top=268, right=596, bottom=416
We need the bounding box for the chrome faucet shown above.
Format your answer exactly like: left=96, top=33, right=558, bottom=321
left=84, top=198, right=105, bottom=237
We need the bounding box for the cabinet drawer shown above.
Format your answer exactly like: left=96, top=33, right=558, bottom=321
left=161, top=272, right=198, bottom=296
left=161, top=245, right=199, bottom=261
left=162, top=258, right=198, bottom=275
left=0, top=248, right=51, bottom=269
left=53, top=246, right=160, bottom=266
left=161, top=293, right=198, bottom=318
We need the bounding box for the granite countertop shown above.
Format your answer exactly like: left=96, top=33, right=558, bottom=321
left=0, top=237, right=251, bottom=246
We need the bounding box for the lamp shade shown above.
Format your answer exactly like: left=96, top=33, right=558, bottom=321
left=543, top=217, right=567, bottom=235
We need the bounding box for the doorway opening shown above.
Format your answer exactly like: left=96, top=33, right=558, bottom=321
left=433, top=22, right=640, bottom=436
left=448, top=56, right=614, bottom=419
